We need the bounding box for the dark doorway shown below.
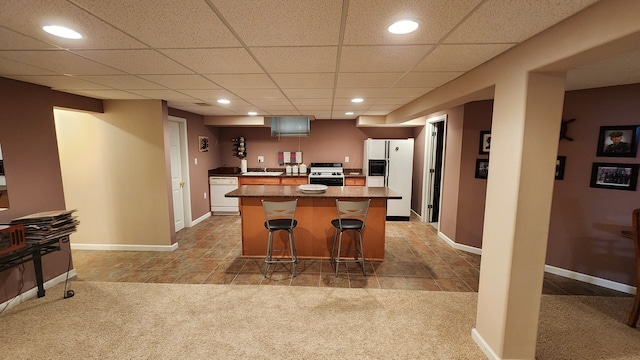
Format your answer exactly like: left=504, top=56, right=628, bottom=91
left=430, top=121, right=445, bottom=222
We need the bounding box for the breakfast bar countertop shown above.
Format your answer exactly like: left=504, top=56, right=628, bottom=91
left=225, top=185, right=401, bottom=199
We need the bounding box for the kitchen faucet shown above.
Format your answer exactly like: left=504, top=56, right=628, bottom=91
left=263, top=167, right=267, bottom=172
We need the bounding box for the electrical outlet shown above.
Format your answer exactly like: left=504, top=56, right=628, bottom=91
left=204, top=192, right=207, bottom=199
left=345, top=156, right=350, bottom=163
left=194, top=158, right=198, bottom=165
left=258, top=156, right=264, bottom=163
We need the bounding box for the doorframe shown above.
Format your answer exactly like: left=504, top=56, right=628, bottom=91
left=168, top=115, right=192, bottom=229
left=422, top=114, right=447, bottom=226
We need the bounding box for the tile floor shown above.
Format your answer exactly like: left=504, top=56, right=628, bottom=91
left=71, top=214, right=631, bottom=297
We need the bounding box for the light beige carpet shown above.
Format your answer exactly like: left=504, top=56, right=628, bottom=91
left=1, top=281, right=638, bottom=359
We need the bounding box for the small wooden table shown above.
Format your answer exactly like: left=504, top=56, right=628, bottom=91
left=226, top=185, right=401, bottom=260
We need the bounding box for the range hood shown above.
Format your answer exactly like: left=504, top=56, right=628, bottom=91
left=270, top=116, right=310, bottom=137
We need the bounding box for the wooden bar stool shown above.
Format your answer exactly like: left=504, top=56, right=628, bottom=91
left=261, top=199, right=298, bottom=278
left=628, top=208, right=640, bottom=327
left=330, top=199, right=370, bottom=277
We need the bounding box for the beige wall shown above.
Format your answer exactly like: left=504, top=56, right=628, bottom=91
left=54, top=100, right=172, bottom=247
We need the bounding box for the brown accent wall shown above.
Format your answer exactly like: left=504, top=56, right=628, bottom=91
left=547, top=84, right=640, bottom=285
left=168, top=108, right=221, bottom=220
left=217, top=120, right=415, bottom=170
left=412, top=125, right=426, bottom=216
left=0, top=78, right=71, bottom=303
left=438, top=106, right=464, bottom=239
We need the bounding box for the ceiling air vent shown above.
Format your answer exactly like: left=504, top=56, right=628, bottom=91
left=270, top=116, right=310, bottom=137
left=195, top=102, right=211, bottom=106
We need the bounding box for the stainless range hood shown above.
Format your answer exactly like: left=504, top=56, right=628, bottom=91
left=270, top=116, right=310, bottom=137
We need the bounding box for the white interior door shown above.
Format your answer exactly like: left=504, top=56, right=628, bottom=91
left=169, top=121, right=185, bottom=232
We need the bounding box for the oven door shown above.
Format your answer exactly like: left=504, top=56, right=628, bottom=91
left=309, top=177, right=344, bottom=186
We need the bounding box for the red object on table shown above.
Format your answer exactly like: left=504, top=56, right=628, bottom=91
left=0, top=224, right=25, bottom=256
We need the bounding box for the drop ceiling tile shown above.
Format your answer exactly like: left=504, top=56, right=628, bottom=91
left=70, top=0, right=240, bottom=48
left=0, top=57, right=58, bottom=76
left=414, top=44, right=513, bottom=72
left=337, top=73, right=404, bottom=88
left=334, top=88, right=386, bottom=98
left=0, top=27, right=57, bottom=50
left=66, top=89, right=147, bottom=99
left=74, top=49, right=193, bottom=75
left=340, top=45, right=432, bottom=72
left=385, top=87, right=432, bottom=98
left=271, top=73, right=335, bottom=89
left=248, top=98, right=292, bottom=107
left=139, top=75, right=220, bottom=90
left=160, top=48, right=262, bottom=74
left=127, top=89, right=196, bottom=101
left=290, top=98, right=333, bottom=107
left=362, top=110, right=394, bottom=116
left=366, top=104, right=403, bottom=112
left=76, top=75, right=166, bottom=89
left=5, top=75, right=111, bottom=90
left=396, top=71, right=463, bottom=87
left=0, top=0, right=146, bottom=49
left=333, top=98, right=370, bottom=106
left=0, top=50, right=124, bottom=75
left=251, top=47, right=337, bottom=73
left=204, top=74, right=276, bottom=89
left=373, top=97, right=418, bottom=105
left=174, top=105, right=238, bottom=116
left=282, top=89, right=333, bottom=99
left=259, top=105, right=300, bottom=114
left=344, top=0, right=481, bottom=45
left=446, top=0, right=598, bottom=44
left=214, top=0, right=342, bottom=46
left=180, top=89, right=239, bottom=101
left=231, top=88, right=284, bottom=99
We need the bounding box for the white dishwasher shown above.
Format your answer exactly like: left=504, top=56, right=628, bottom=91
left=209, top=177, right=239, bottom=215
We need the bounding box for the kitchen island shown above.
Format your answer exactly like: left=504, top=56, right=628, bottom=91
left=225, top=185, right=401, bottom=260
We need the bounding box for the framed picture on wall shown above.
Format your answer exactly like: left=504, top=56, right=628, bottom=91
left=475, top=159, right=489, bottom=179
left=478, top=131, right=491, bottom=154
left=198, top=136, right=209, bottom=152
left=595, top=125, right=639, bottom=157
left=589, top=162, right=639, bottom=191
left=555, top=156, right=566, bottom=180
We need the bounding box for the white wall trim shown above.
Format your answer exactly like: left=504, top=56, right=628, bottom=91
left=436, top=233, right=636, bottom=294
left=71, top=242, right=179, bottom=252
left=544, top=264, right=637, bottom=295
left=472, top=328, right=501, bottom=360
left=191, top=211, right=211, bottom=226
left=0, top=269, right=77, bottom=312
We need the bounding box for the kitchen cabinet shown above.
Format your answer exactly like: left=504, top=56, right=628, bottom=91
left=280, top=177, right=308, bottom=185
left=239, top=177, right=281, bottom=185
left=345, top=178, right=365, bottom=186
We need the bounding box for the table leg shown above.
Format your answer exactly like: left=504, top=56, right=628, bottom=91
left=32, top=245, right=45, bottom=298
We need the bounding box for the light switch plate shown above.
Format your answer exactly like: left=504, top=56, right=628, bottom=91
left=258, top=156, right=264, bottom=163
left=345, top=156, right=350, bottom=163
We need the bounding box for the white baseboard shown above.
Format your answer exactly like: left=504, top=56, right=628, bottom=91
left=70, top=242, right=179, bottom=252
left=191, top=212, right=210, bottom=226
left=0, top=269, right=77, bottom=312
left=471, top=328, right=501, bottom=360
left=436, top=233, right=636, bottom=295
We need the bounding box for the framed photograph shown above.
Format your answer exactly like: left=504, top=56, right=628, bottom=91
left=198, top=136, right=209, bottom=152
left=555, top=156, right=566, bottom=180
left=475, top=159, right=489, bottom=179
left=595, top=125, right=639, bottom=157
left=589, top=162, right=639, bottom=191
left=478, top=131, right=491, bottom=154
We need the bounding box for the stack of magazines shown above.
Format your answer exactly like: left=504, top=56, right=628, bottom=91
left=11, top=210, right=79, bottom=243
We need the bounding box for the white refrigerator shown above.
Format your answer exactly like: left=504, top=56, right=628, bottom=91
left=363, top=138, right=414, bottom=220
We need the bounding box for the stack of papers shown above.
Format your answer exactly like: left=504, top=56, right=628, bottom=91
left=11, top=209, right=79, bottom=243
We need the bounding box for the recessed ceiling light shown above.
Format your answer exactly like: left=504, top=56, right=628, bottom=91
left=217, top=99, right=230, bottom=104
left=387, top=20, right=419, bottom=35
left=351, top=98, right=364, bottom=103
left=42, top=25, right=83, bottom=39
left=248, top=111, right=258, bottom=116
left=345, top=112, right=354, bottom=115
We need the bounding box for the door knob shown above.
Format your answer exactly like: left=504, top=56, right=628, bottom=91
left=180, top=181, right=185, bottom=187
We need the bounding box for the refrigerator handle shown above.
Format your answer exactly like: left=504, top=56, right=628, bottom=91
left=385, top=141, right=390, bottom=187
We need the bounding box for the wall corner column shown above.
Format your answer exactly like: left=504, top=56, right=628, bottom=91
left=472, top=71, right=566, bottom=359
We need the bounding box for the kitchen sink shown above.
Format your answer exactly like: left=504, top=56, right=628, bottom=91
left=242, top=171, right=283, bottom=176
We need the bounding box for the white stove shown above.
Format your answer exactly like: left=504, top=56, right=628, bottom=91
left=308, top=162, right=345, bottom=186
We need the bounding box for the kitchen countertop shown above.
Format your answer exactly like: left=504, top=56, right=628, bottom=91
left=208, top=168, right=365, bottom=178
left=226, top=185, right=400, bottom=199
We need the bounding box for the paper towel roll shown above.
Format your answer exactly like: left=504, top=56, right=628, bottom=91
left=240, top=159, right=248, bottom=173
